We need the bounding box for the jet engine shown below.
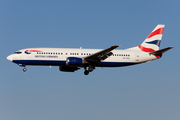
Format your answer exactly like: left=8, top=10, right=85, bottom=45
left=59, top=66, right=80, bottom=72
left=66, top=57, right=83, bottom=66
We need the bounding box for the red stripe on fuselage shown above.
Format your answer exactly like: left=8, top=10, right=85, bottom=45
left=138, top=45, right=155, bottom=52
left=147, top=27, right=164, bottom=39
left=25, top=50, right=42, bottom=52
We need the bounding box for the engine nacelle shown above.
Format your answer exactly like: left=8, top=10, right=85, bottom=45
left=66, top=57, right=83, bottom=66
left=59, top=66, right=79, bottom=72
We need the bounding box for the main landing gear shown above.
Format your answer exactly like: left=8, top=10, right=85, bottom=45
left=84, top=66, right=95, bottom=75
left=84, top=70, right=89, bottom=75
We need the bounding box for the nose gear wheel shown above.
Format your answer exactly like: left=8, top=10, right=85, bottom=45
left=23, top=68, right=27, bottom=72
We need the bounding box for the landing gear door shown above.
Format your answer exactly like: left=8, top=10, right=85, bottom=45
left=135, top=52, right=139, bottom=61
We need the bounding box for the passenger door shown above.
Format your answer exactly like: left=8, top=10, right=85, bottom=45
left=135, top=52, right=139, bottom=61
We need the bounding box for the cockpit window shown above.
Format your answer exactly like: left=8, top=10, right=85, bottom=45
left=14, top=51, right=22, bottom=54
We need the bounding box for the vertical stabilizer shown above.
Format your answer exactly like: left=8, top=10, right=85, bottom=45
left=139, top=24, right=165, bottom=52
left=126, top=25, right=165, bottom=52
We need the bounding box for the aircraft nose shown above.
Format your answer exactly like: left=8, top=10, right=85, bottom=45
left=7, top=55, right=13, bottom=62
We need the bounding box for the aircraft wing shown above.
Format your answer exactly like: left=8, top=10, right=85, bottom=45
left=84, top=45, right=119, bottom=62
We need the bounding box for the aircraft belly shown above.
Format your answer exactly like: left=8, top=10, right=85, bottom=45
left=13, top=60, right=66, bottom=66
left=100, top=62, right=138, bottom=67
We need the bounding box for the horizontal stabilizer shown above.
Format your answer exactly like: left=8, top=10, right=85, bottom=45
left=149, top=46, right=173, bottom=55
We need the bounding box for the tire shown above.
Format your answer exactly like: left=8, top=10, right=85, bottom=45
left=23, top=68, right=27, bottom=72
left=84, top=70, right=89, bottom=75
left=88, top=67, right=93, bottom=72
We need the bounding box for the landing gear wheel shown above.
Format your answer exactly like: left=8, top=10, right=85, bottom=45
left=84, top=70, right=89, bottom=75
left=23, top=68, right=27, bottom=72
left=88, top=67, right=93, bottom=72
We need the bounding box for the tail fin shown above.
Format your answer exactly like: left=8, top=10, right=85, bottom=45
left=139, top=24, right=165, bottom=52
left=126, top=24, right=165, bottom=51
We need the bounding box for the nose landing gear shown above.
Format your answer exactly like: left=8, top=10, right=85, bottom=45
left=18, top=64, right=27, bottom=72
left=23, top=67, right=27, bottom=72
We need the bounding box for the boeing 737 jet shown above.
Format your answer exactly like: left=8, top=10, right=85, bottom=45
left=7, top=25, right=173, bottom=75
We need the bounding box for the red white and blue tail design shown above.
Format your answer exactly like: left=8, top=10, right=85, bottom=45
left=139, top=24, right=165, bottom=52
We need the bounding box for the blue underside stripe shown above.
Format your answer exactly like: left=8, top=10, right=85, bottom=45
left=13, top=60, right=138, bottom=67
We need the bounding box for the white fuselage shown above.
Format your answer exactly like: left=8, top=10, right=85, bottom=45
left=7, top=48, right=157, bottom=67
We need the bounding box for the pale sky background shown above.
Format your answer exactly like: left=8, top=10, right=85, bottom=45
left=0, top=0, right=180, bottom=120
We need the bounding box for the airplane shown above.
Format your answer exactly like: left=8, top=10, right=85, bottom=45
left=7, top=24, right=173, bottom=75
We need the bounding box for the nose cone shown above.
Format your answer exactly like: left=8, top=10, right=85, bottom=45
left=7, top=55, right=13, bottom=62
